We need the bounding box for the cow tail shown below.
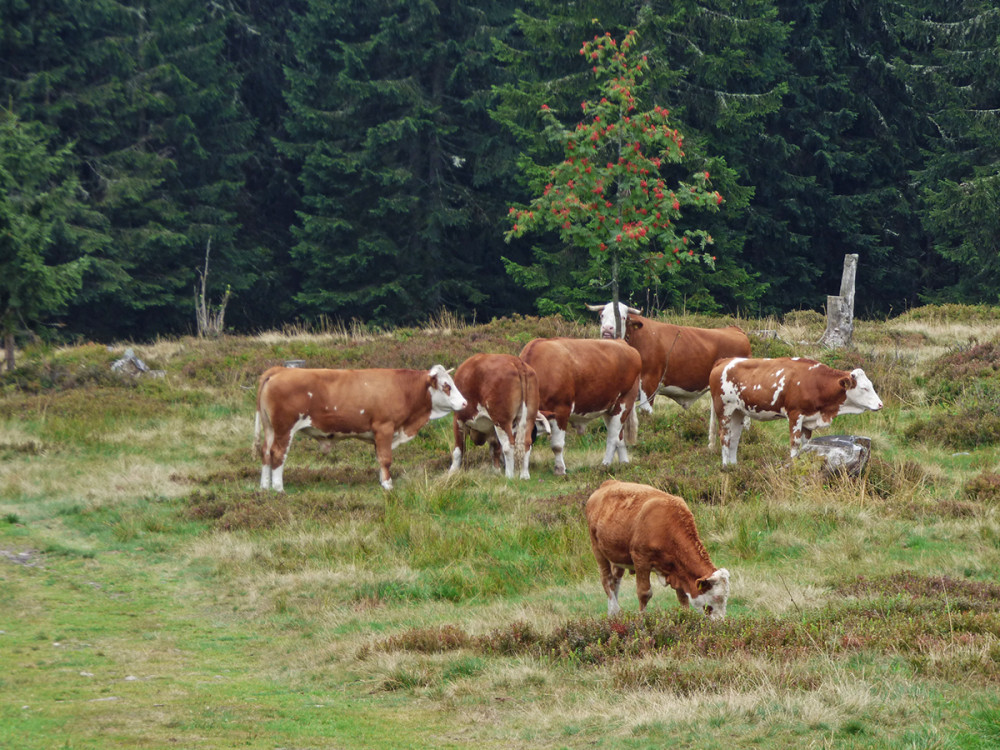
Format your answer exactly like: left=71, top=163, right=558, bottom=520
left=513, top=364, right=529, bottom=471
left=708, top=401, right=717, bottom=449
left=253, top=373, right=272, bottom=460
left=625, top=403, right=638, bottom=445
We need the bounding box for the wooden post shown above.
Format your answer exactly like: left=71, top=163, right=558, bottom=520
left=819, top=254, right=858, bottom=348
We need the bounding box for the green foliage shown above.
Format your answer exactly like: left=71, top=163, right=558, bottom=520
left=0, top=110, right=105, bottom=365
left=281, top=0, right=518, bottom=326
left=1, top=0, right=254, bottom=340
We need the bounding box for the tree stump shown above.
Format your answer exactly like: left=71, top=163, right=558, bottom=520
left=819, top=254, right=858, bottom=348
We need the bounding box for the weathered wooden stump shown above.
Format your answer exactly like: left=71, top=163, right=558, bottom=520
left=799, top=435, right=871, bottom=476
left=819, top=254, right=858, bottom=349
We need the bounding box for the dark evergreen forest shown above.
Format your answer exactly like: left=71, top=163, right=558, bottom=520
left=2, top=0, right=998, bottom=344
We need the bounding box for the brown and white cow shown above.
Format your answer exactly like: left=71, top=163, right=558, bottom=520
left=519, top=337, right=641, bottom=475
left=585, top=480, right=730, bottom=619
left=254, top=364, right=466, bottom=491
left=449, top=353, right=542, bottom=479
left=708, top=356, right=883, bottom=466
left=586, top=301, right=751, bottom=412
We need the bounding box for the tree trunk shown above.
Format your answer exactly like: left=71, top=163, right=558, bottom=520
left=819, top=254, right=858, bottom=348
left=4, top=330, right=14, bottom=371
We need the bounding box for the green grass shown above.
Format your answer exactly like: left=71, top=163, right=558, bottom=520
left=2, top=309, right=1000, bottom=748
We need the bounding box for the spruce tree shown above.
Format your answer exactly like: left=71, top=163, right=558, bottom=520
left=0, top=110, right=106, bottom=368
left=282, top=0, right=518, bottom=325
left=1, top=0, right=254, bottom=340
left=891, top=1, right=1000, bottom=303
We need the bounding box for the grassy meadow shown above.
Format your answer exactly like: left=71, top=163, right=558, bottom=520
left=2, top=306, right=1000, bottom=749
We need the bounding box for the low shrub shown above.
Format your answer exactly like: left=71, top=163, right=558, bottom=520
left=921, top=339, right=1000, bottom=404
left=903, top=404, right=1000, bottom=449
left=963, top=472, right=1000, bottom=505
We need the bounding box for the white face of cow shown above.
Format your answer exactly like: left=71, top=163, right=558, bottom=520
left=588, top=301, right=640, bottom=339
left=841, top=368, right=883, bottom=415
left=688, top=568, right=730, bottom=621
left=428, top=364, right=467, bottom=419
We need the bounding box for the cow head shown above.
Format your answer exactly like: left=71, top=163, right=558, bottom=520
left=840, top=368, right=883, bottom=415
left=427, top=364, right=467, bottom=418
left=585, top=301, right=641, bottom=339
left=689, top=568, right=730, bottom=620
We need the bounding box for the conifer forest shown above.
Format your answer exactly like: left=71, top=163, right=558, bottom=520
left=2, top=1, right=998, bottom=344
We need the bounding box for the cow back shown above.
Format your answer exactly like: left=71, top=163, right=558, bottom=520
left=519, top=338, right=641, bottom=414
left=625, top=316, right=751, bottom=394
left=453, top=353, right=537, bottom=425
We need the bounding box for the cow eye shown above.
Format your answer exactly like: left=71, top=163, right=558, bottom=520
left=443, top=384, right=451, bottom=395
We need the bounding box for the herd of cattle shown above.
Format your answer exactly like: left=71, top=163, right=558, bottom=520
left=253, top=301, right=884, bottom=619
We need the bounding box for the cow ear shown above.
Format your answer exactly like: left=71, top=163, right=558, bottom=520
left=696, top=575, right=714, bottom=593
left=627, top=319, right=643, bottom=331
left=839, top=376, right=854, bottom=391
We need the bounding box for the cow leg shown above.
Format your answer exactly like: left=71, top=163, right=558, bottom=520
left=635, top=565, right=653, bottom=612
left=595, top=554, right=624, bottom=617
left=449, top=420, right=465, bottom=474
left=550, top=422, right=568, bottom=476
left=262, top=430, right=292, bottom=492
left=601, top=412, right=628, bottom=465
left=520, top=444, right=532, bottom=480
left=374, top=425, right=395, bottom=490
left=637, top=384, right=654, bottom=414
left=494, top=425, right=515, bottom=479
left=721, top=409, right=745, bottom=466
left=788, top=412, right=806, bottom=457
left=674, top=587, right=690, bottom=607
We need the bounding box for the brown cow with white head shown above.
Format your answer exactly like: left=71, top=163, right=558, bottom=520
left=449, top=353, right=542, bottom=479
left=708, top=356, right=883, bottom=466
left=586, top=480, right=730, bottom=619
left=519, top=337, right=641, bottom=475
left=255, top=364, right=466, bottom=491
left=586, top=301, right=751, bottom=413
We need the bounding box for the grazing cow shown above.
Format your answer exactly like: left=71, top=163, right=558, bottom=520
left=449, top=353, right=542, bottom=479
left=585, top=480, right=730, bottom=619
left=708, top=356, right=883, bottom=466
left=586, top=301, right=751, bottom=412
left=519, top=338, right=641, bottom=475
left=255, top=364, right=466, bottom=491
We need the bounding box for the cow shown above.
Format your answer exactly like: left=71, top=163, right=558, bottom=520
left=519, top=337, right=641, bottom=475
left=449, top=353, right=542, bottom=479
left=586, top=301, right=751, bottom=412
left=254, top=364, right=467, bottom=491
left=708, top=356, right=884, bottom=466
left=585, top=479, right=730, bottom=619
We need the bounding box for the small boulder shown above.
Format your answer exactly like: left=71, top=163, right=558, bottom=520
left=799, top=435, right=871, bottom=476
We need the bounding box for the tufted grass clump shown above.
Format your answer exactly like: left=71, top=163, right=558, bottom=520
left=920, top=338, right=1000, bottom=404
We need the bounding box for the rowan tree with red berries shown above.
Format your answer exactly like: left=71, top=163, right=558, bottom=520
left=504, top=30, right=723, bottom=329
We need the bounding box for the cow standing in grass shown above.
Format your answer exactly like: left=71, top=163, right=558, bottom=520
left=255, top=364, right=466, bottom=491
left=449, top=353, right=542, bottom=479
left=519, top=338, right=641, bottom=475
left=708, top=356, right=883, bottom=466
left=586, top=301, right=751, bottom=413
left=585, top=480, right=730, bottom=619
